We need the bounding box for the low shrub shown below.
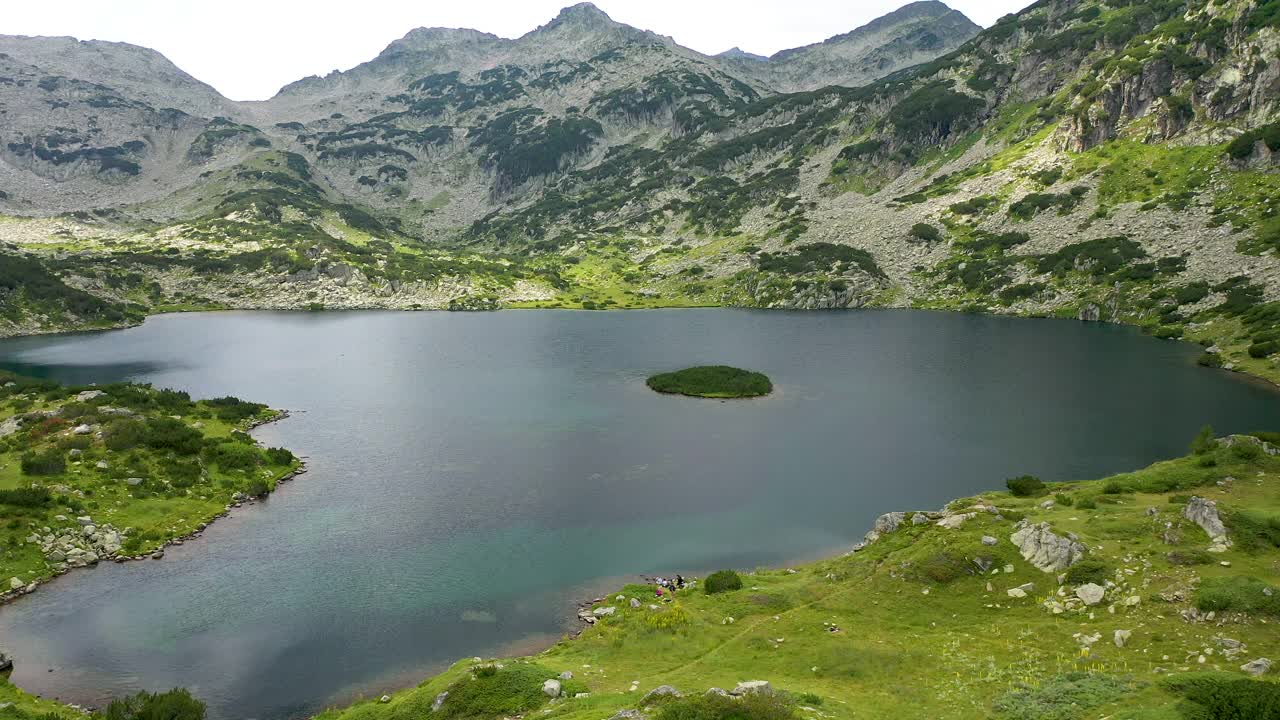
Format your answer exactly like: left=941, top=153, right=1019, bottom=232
left=1006, top=475, right=1046, bottom=497
left=435, top=663, right=562, bottom=720
left=1053, top=493, right=1074, bottom=507
left=142, top=418, right=205, bottom=455
left=202, top=441, right=262, bottom=471
left=0, top=486, right=53, bottom=507
left=993, top=672, right=1131, bottom=720
left=704, top=569, right=744, bottom=595
left=21, top=448, right=66, bottom=476
left=1250, top=431, right=1280, bottom=445
left=1065, top=558, right=1110, bottom=586
left=1076, top=496, right=1098, bottom=509
left=1227, top=510, right=1280, bottom=554
left=1231, top=442, right=1263, bottom=462
left=1195, top=576, right=1280, bottom=616
left=264, top=447, right=295, bottom=465
left=909, top=223, right=942, bottom=243
left=205, top=396, right=268, bottom=423
left=912, top=552, right=972, bottom=584
left=104, top=418, right=146, bottom=451
left=1162, top=673, right=1280, bottom=719
left=1167, top=550, right=1214, bottom=566
left=655, top=692, right=797, bottom=720
left=1102, top=479, right=1132, bottom=494
left=100, top=688, right=206, bottom=720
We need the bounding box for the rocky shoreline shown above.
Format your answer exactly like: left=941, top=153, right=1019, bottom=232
left=0, top=410, right=305, bottom=609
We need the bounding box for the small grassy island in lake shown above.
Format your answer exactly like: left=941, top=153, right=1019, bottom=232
left=646, top=366, right=772, bottom=398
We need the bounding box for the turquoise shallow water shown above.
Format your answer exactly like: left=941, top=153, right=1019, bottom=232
left=0, top=308, right=1277, bottom=719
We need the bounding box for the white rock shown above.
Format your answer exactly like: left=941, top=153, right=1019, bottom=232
left=1011, top=522, right=1087, bottom=572
left=1076, top=583, right=1106, bottom=606
left=936, top=512, right=977, bottom=529
left=1183, top=497, right=1230, bottom=545
left=543, top=680, right=562, bottom=698
left=641, top=685, right=682, bottom=704
left=1242, top=658, right=1272, bottom=677
left=1114, top=629, right=1132, bottom=647
left=732, top=681, right=773, bottom=696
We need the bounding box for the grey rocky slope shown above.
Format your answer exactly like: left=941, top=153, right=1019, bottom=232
left=0, top=2, right=974, bottom=222
left=717, top=0, right=981, bottom=92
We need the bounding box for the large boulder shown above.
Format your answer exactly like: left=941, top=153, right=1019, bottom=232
left=1183, top=497, right=1231, bottom=550
left=542, top=679, right=561, bottom=698
left=1242, top=658, right=1272, bottom=677
left=1076, top=583, right=1106, bottom=606
left=0, top=651, right=11, bottom=672
left=1010, top=522, right=1087, bottom=572
left=937, top=512, right=977, bottom=529
left=641, top=686, right=682, bottom=705
left=97, top=531, right=123, bottom=556
left=0, top=417, right=21, bottom=437
left=873, top=512, right=906, bottom=535
left=731, top=681, right=773, bottom=696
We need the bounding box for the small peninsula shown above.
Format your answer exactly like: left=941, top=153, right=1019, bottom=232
left=646, top=366, right=773, bottom=398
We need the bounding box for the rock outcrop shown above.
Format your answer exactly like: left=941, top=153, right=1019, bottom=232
left=1242, top=658, right=1272, bottom=677
left=1010, top=522, right=1087, bottom=572
left=1183, top=497, right=1231, bottom=551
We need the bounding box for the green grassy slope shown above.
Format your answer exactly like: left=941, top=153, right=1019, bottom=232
left=315, top=434, right=1280, bottom=720
left=0, top=370, right=300, bottom=595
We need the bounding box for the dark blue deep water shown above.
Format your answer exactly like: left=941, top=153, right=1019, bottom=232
left=1, top=309, right=1277, bottom=719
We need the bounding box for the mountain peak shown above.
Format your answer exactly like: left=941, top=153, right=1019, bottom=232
left=555, top=3, right=613, bottom=22
left=538, top=2, right=620, bottom=33
left=718, top=47, right=769, bottom=62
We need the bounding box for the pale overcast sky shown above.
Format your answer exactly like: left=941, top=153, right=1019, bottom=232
left=1, top=0, right=1032, bottom=101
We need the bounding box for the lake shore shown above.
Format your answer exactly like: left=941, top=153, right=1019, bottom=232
left=312, top=435, right=1280, bottom=720
left=2, top=304, right=1273, bottom=389
left=2, top=312, right=1280, bottom=717
left=0, top=384, right=303, bottom=609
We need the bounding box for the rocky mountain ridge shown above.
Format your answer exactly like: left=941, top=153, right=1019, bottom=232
left=0, top=0, right=1278, bottom=384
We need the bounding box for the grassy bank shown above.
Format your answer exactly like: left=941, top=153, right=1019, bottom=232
left=0, top=370, right=300, bottom=598
left=0, top=429, right=1278, bottom=718
left=312, top=434, right=1280, bottom=720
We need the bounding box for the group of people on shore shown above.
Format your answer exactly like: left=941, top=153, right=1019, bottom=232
left=654, top=574, right=686, bottom=599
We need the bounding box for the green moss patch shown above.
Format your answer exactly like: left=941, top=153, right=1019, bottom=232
left=646, top=366, right=772, bottom=399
